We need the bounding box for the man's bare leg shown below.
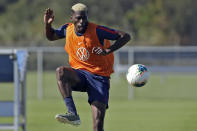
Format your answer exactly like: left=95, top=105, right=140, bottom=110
left=55, top=66, right=81, bottom=126
left=91, top=101, right=106, bottom=131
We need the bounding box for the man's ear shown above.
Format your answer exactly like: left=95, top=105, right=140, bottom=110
left=70, top=10, right=75, bottom=22
left=70, top=15, right=73, bottom=22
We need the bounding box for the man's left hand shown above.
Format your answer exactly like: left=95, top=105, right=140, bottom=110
left=92, top=47, right=110, bottom=56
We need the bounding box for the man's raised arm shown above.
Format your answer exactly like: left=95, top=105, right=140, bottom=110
left=44, top=8, right=60, bottom=41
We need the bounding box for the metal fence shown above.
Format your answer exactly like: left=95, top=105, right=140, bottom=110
left=114, top=46, right=197, bottom=74
left=1, top=46, right=197, bottom=99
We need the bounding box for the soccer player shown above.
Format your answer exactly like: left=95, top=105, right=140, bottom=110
left=44, top=3, right=130, bottom=131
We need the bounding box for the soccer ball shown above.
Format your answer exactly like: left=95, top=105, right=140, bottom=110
left=126, top=64, right=150, bottom=87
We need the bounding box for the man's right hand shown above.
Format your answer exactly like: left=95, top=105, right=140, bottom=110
left=44, top=8, right=54, bottom=25
left=44, top=8, right=59, bottom=41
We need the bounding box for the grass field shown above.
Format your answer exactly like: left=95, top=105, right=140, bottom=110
left=1, top=71, right=197, bottom=131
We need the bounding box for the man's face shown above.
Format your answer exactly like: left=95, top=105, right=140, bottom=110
left=71, top=11, right=88, bottom=34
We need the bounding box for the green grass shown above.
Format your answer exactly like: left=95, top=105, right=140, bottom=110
left=1, top=71, right=197, bottom=131
left=26, top=98, right=197, bottom=131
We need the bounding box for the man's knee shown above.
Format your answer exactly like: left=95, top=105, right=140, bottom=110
left=91, top=101, right=107, bottom=111
left=56, top=66, right=65, bottom=80
left=56, top=66, right=64, bottom=74
left=56, top=67, right=80, bottom=86
left=56, top=66, right=64, bottom=73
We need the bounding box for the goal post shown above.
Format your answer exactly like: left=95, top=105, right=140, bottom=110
left=0, top=49, right=28, bottom=131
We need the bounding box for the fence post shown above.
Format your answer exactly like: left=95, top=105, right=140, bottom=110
left=13, top=53, right=19, bottom=131
left=128, top=47, right=134, bottom=100
left=114, top=51, right=120, bottom=82
left=37, top=49, right=43, bottom=100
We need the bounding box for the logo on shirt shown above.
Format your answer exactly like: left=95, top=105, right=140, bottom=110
left=77, top=47, right=90, bottom=61
left=78, top=42, right=82, bottom=46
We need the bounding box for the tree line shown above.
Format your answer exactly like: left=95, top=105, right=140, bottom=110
left=0, top=0, right=196, bottom=46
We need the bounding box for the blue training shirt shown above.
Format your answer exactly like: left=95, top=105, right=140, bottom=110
left=54, top=23, right=120, bottom=45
